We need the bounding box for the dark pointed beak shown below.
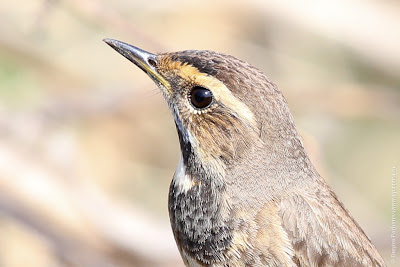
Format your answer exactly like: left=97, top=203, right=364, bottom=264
left=103, top=38, right=171, bottom=91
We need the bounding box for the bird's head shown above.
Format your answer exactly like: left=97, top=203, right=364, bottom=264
left=104, top=39, right=298, bottom=178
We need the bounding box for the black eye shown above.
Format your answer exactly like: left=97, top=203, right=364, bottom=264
left=190, top=86, right=213, bottom=109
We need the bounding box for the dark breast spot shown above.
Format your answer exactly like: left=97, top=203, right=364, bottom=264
left=168, top=180, right=233, bottom=264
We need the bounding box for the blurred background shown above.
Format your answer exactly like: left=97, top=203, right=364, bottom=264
left=0, top=0, right=399, bottom=266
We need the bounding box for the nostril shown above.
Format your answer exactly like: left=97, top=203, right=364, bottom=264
left=148, top=58, right=157, bottom=67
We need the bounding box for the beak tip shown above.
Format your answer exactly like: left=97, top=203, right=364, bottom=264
left=102, top=38, right=170, bottom=91
left=103, top=38, right=115, bottom=46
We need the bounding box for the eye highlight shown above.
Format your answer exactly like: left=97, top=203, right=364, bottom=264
left=189, top=86, right=213, bottom=109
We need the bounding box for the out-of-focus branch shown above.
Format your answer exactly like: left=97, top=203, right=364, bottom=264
left=62, top=0, right=167, bottom=51
left=0, top=111, right=183, bottom=267
left=261, top=0, right=400, bottom=77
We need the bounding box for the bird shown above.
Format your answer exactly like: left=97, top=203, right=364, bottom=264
left=103, top=38, right=386, bottom=267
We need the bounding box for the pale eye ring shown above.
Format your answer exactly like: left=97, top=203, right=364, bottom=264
left=189, top=86, right=213, bottom=109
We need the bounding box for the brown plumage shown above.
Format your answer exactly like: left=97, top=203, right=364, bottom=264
left=104, top=39, right=386, bottom=267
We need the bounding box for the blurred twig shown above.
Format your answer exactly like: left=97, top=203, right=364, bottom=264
left=61, top=0, right=167, bottom=51
left=261, top=0, right=400, bottom=78
left=0, top=105, right=182, bottom=267
left=0, top=25, right=86, bottom=89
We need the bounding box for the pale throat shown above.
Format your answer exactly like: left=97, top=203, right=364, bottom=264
left=172, top=156, right=194, bottom=193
